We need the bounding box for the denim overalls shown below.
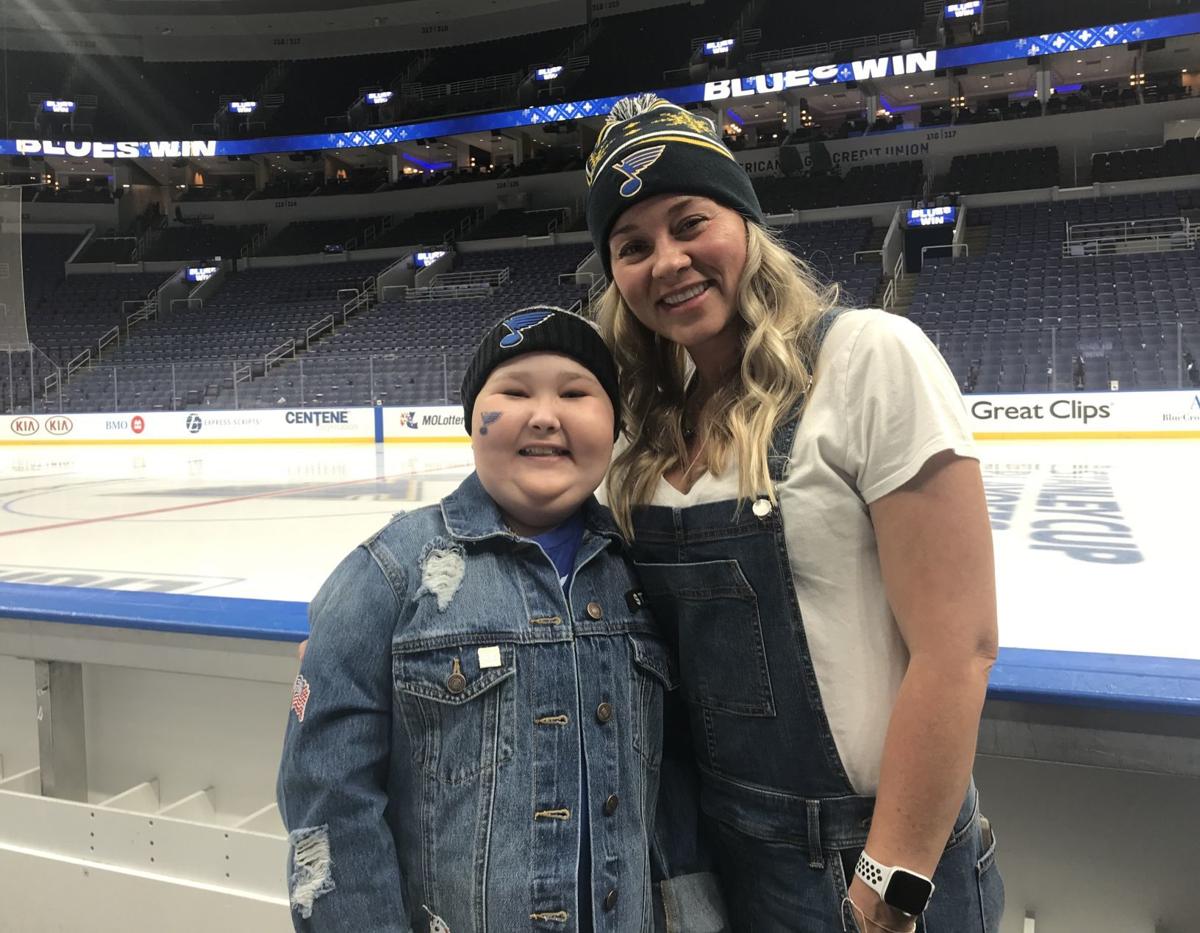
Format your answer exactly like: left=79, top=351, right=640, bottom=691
left=627, top=315, right=1003, bottom=932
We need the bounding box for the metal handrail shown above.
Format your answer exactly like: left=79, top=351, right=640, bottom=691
left=266, top=338, right=297, bottom=368
left=336, top=288, right=359, bottom=303
left=233, top=363, right=252, bottom=385
left=854, top=249, right=883, bottom=264
left=1065, top=216, right=1188, bottom=241
left=433, top=268, right=508, bottom=287
left=920, top=243, right=970, bottom=264
left=398, top=283, right=493, bottom=301
left=882, top=277, right=897, bottom=309
left=402, top=71, right=521, bottom=101
left=1062, top=216, right=1193, bottom=257
left=98, top=326, right=120, bottom=357
left=66, top=349, right=91, bottom=381
left=341, top=291, right=370, bottom=323
left=306, top=317, right=335, bottom=349
left=893, top=250, right=906, bottom=281
left=748, top=28, right=916, bottom=64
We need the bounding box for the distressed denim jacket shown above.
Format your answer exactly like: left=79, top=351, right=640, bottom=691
left=277, top=472, right=725, bottom=933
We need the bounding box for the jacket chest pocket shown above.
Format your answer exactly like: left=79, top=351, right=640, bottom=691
left=393, top=643, right=517, bottom=785
left=635, top=560, right=776, bottom=718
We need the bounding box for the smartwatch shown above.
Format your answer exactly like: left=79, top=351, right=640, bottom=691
left=854, top=850, right=935, bottom=916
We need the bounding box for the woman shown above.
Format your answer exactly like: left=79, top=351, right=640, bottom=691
left=584, top=94, right=1003, bottom=933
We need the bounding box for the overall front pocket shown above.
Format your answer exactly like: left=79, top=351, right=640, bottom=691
left=393, top=643, right=516, bottom=785
left=635, top=560, right=776, bottom=718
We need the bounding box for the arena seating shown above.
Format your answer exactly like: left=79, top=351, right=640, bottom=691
left=51, top=261, right=386, bottom=412
left=4, top=234, right=165, bottom=413
left=231, top=244, right=593, bottom=408
left=776, top=220, right=880, bottom=305
left=141, top=224, right=266, bottom=262
left=754, top=161, right=924, bottom=213
left=909, top=191, right=1200, bottom=392
left=260, top=217, right=392, bottom=256
left=1092, top=137, right=1200, bottom=184
left=942, top=147, right=1059, bottom=194
left=370, top=209, right=484, bottom=249
left=462, top=209, right=569, bottom=240
left=74, top=237, right=138, bottom=264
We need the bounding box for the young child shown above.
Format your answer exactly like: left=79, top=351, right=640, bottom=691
left=277, top=306, right=685, bottom=932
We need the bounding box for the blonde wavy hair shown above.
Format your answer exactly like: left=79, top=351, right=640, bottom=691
left=598, top=221, right=842, bottom=537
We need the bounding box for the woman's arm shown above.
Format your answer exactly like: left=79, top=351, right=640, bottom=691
left=851, top=449, right=998, bottom=929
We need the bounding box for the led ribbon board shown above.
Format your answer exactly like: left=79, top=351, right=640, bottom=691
left=906, top=206, right=958, bottom=226
left=229, top=101, right=258, bottom=114
left=2, top=13, right=1197, bottom=160
left=365, top=91, right=393, bottom=104
left=703, top=39, right=735, bottom=55
left=42, top=100, right=76, bottom=114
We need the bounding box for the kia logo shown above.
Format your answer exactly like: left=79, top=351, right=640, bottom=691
left=131, top=415, right=145, bottom=434
left=11, top=417, right=38, bottom=436
left=46, top=417, right=73, bottom=435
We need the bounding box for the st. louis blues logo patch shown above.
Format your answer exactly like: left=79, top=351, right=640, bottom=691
left=613, top=145, right=666, bottom=197
left=498, top=309, right=556, bottom=348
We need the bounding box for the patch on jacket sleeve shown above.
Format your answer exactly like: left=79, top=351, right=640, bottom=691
left=291, top=674, right=311, bottom=722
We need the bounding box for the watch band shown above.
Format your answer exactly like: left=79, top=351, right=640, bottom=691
left=854, top=850, right=935, bottom=916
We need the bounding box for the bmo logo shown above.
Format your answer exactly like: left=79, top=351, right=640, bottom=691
left=11, top=417, right=38, bottom=436
left=132, top=415, right=145, bottom=434
left=46, top=416, right=73, bottom=435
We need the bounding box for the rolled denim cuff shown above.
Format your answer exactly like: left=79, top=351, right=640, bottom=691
left=658, top=871, right=730, bottom=933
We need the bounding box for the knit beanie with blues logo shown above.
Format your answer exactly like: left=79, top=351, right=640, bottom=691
left=584, top=94, right=765, bottom=276
left=460, top=306, right=622, bottom=439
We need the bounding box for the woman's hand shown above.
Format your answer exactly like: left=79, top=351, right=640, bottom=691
left=846, top=874, right=917, bottom=932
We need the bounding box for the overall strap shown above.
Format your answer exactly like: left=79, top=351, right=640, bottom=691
left=767, top=307, right=845, bottom=483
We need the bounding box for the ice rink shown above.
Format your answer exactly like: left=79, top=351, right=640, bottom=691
left=1, top=438, right=1196, bottom=663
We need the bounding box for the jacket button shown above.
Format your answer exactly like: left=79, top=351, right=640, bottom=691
left=586, top=601, right=603, bottom=620
left=603, top=889, right=618, bottom=911
left=604, top=794, right=619, bottom=816
left=446, top=672, right=467, bottom=694
left=596, top=702, right=613, bottom=723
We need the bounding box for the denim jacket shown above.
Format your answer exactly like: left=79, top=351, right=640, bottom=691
left=277, top=472, right=723, bottom=933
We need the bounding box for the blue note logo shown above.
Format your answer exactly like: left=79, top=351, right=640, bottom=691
left=498, top=309, right=556, bottom=348
left=613, top=145, right=666, bottom=197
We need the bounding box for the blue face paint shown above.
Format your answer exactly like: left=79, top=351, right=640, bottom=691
left=480, top=411, right=501, bottom=435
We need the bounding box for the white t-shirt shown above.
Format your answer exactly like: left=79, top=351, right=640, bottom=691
left=643, top=308, right=977, bottom=794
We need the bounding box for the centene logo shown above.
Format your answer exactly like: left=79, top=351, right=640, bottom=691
left=10, top=417, right=38, bottom=436
left=15, top=139, right=218, bottom=160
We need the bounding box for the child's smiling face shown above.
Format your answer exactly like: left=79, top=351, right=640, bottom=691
left=471, top=352, right=614, bottom=536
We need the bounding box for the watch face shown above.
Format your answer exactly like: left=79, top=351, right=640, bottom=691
left=884, top=871, right=934, bottom=915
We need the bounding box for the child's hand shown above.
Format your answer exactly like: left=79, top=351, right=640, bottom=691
left=297, top=639, right=308, bottom=662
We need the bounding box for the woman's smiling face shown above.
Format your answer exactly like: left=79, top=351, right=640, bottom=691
left=607, top=194, right=748, bottom=359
